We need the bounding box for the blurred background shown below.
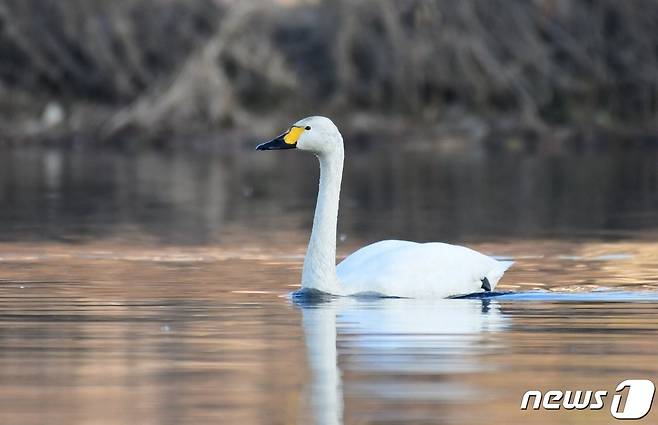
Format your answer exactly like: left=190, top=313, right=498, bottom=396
left=0, top=0, right=656, bottom=245
left=0, top=0, right=657, bottom=147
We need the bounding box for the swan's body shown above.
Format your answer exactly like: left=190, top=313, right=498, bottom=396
left=257, top=116, right=512, bottom=298
left=337, top=240, right=510, bottom=298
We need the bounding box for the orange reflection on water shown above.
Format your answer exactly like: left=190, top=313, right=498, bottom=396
left=0, top=238, right=657, bottom=424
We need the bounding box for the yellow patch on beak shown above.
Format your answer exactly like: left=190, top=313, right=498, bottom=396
left=284, top=126, right=305, bottom=145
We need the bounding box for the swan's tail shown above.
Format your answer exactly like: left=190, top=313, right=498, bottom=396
left=487, top=260, right=514, bottom=291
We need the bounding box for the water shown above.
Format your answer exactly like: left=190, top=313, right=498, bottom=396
left=0, top=145, right=657, bottom=424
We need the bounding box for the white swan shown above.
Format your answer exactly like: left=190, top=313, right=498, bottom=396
left=257, top=116, right=512, bottom=298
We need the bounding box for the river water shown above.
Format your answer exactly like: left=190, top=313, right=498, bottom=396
left=0, top=145, right=657, bottom=424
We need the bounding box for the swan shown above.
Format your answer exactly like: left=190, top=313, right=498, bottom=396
left=256, top=116, right=512, bottom=298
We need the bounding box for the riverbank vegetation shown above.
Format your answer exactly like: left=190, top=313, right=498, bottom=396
left=1, top=0, right=657, bottom=147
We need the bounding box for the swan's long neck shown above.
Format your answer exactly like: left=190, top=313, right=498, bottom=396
left=301, top=147, right=344, bottom=294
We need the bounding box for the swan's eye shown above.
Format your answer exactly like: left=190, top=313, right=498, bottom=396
left=305, top=126, right=311, bottom=130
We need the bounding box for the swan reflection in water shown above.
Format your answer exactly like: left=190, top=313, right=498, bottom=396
left=293, top=295, right=509, bottom=425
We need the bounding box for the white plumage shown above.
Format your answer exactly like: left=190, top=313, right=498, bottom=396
left=337, top=240, right=512, bottom=298
left=257, top=116, right=512, bottom=298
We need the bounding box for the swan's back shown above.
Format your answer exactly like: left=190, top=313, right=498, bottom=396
left=337, top=240, right=511, bottom=298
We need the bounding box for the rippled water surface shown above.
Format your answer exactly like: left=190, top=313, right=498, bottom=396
left=0, top=146, right=657, bottom=424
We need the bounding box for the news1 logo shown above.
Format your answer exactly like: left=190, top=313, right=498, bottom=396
left=520, top=379, right=655, bottom=420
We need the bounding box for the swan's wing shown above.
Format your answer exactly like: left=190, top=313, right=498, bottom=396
left=337, top=240, right=511, bottom=298
left=337, top=240, right=416, bottom=270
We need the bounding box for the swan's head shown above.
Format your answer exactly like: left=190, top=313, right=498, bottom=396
left=256, top=116, right=342, bottom=155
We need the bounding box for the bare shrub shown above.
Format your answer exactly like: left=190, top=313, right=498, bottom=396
left=0, top=0, right=657, bottom=142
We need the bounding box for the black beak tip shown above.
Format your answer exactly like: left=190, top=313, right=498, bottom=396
left=255, top=137, right=295, bottom=151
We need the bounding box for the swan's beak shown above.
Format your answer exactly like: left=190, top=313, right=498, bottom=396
left=256, top=126, right=304, bottom=150
left=256, top=135, right=295, bottom=150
